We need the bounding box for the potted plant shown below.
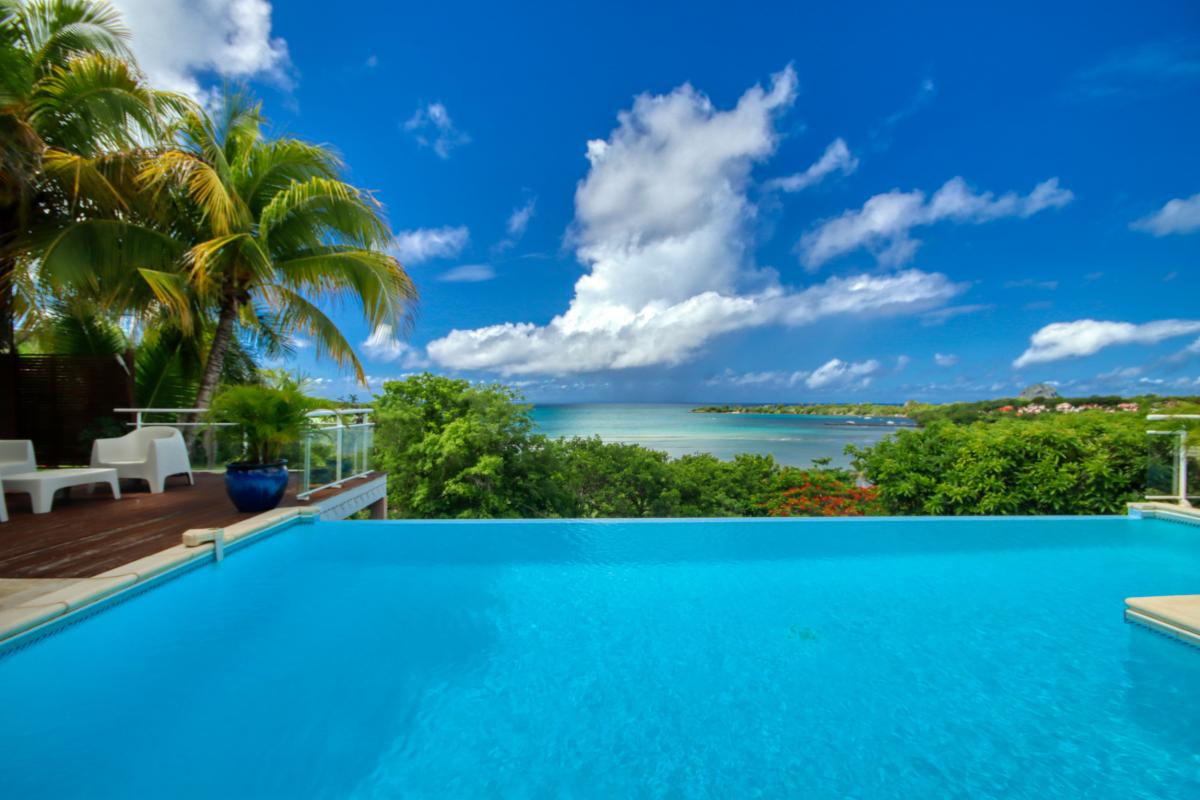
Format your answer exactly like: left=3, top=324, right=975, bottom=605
left=208, top=384, right=315, bottom=512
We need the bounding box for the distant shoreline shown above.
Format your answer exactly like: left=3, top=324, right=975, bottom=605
left=692, top=404, right=911, bottom=419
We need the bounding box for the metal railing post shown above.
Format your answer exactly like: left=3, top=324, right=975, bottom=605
left=303, top=432, right=312, bottom=493
left=1180, top=431, right=1189, bottom=505
left=335, top=422, right=343, bottom=484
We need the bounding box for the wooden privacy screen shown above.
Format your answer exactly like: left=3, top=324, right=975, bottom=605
left=0, top=354, right=135, bottom=466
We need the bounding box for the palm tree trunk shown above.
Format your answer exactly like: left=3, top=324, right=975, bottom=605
left=188, top=296, right=237, bottom=446
left=195, top=296, right=237, bottom=409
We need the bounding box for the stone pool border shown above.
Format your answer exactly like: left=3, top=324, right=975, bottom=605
left=5, top=501, right=1200, bottom=655
left=1124, top=502, right=1200, bottom=648
left=0, top=506, right=319, bottom=655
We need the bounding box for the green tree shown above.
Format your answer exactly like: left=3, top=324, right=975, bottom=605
left=554, top=437, right=679, bottom=517
left=372, top=374, right=565, bottom=518
left=0, top=0, right=181, bottom=351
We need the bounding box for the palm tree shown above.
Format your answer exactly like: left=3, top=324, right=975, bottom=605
left=43, top=93, right=418, bottom=409
left=0, top=0, right=183, bottom=352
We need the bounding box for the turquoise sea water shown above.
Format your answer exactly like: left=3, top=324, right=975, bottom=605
left=530, top=403, right=911, bottom=466
left=2, top=516, right=1199, bottom=798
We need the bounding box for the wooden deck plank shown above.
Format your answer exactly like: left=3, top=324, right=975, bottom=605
left=0, top=472, right=383, bottom=579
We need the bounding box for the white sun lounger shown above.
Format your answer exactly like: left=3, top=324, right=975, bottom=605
left=3, top=467, right=121, bottom=514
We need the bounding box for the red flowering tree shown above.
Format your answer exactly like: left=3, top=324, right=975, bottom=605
left=765, top=471, right=882, bottom=517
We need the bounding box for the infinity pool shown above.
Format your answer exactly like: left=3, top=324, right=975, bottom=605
left=2, top=516, right=1199, bottom=798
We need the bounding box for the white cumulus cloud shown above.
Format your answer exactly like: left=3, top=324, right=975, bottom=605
left=361, top=324, right=429, bottom=368
left=764, top=138, right=858, bottom=192
left=438, top=264, right=495, bottom=283
left=391, top=226, right=469, bottom=265
left=494, top=198, right=537, bottom=253
left=507, top=198, right=536, bottom=237
left=1132, top=192, right=1200, bottom=236
left=798, top=176, right=1073, bottom=270
left=1013, top=319, right=1200, bottom=367
left=709, top=357, right=882, bottom=390
left=707, top=369, right=810, bottom=387
left=933, top=352, right=959, bottom=367
left=427, top=68, right=962, bottom=376
left=920, top=303, right=993, bottom=326
left=805, top=358, right=881, bottom=389
left=112, top=0, right=290, bottom=99
left=404, top=102, right=470, bottom=158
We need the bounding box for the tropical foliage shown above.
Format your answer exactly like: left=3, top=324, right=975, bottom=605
left=848, top=413, right=1147, bottom=515
left=0, top=0, right=183, bottom=351
left=372, top=374, right=881, bottom=519
left=3, top=0, right=416, bottom=411
left=208, top=382, right=316, bottom=464
left=40, top=94, right=417, bottom=408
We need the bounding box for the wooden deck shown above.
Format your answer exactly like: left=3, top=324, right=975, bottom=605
left=0, top=472, right=383, bottom=579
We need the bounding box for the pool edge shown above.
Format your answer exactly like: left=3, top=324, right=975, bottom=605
left=0, top=507, right=320, bottom=657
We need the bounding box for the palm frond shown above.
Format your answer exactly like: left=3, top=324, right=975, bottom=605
left=135, top=323, right=202, bottom=407
left=42, top=299, right=126, bottom=354
left=17, top=0, right=132, bottom=74
left=241, top=138, right=340, bottom=214
left=139, top=149, right=246, bottom=234
left=259, top=176, right=384, bottom=241
left=38, top=218, right=183, bottom=296
left=40, top=146, right=135, bottom=211
left=257, top=283, right=366, bottom=382
left=30, top=53, right=158, bottom=151
left=274, top=247, right=417, bottom=329
left=135, top=268, right=193, bottom=328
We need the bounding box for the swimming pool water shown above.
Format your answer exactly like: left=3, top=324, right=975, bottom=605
left=2, top=516, right=1199, bottom=798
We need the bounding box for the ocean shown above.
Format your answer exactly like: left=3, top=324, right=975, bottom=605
left=529, top=404, right=911, bottom=467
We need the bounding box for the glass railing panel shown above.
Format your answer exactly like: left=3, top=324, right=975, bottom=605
left=302, top=427, right=339, bottom=494
left=1145, top=435, right=1177, bottom=499
left=1187, top=446, right=1200, bottom=501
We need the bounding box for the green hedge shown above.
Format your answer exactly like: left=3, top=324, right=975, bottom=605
left=848, top=413, right=1147, bottom=515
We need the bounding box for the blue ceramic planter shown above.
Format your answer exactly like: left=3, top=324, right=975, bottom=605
left=225, top=461, right=289, bottom=512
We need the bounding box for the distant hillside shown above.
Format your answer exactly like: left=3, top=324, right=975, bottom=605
left=695, top=394, right=1200, bottom=426
left=1018, top=383, right=1059, bottom=400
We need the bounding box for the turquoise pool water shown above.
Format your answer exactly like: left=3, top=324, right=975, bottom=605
left=2, top=516, right=1199, bottom=798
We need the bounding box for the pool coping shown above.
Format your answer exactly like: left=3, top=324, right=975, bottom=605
left=0, top=507, right=319, bottom=655
left=1123, top=503, right=1200, bottom=648
left=1124, top=598, right=1200, bottom=649
left=5, top=503, right=1199, bottom=655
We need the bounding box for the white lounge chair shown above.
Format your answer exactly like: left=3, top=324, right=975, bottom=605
left=0, top=440, right=36, bottom=476
left=90, top=426, right=194, bottom=494
left=0, top=475, right=7, bottom=523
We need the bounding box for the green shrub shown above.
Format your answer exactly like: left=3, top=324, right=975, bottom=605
left=848, top=412, right=1147, bottom=515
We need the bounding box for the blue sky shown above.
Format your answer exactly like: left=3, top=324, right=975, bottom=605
left=113, top=0, right=1200, bottom=402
